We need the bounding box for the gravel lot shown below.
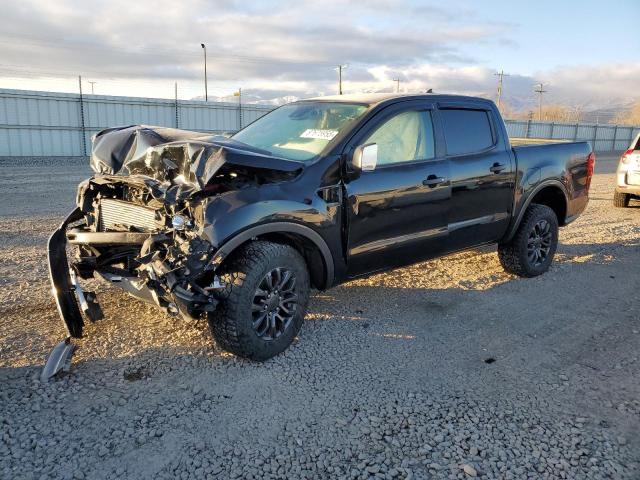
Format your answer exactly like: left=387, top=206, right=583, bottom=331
left=0, top=153, right=638, bottom=479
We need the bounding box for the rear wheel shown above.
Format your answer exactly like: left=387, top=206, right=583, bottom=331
left=208, top=241, right=310, bottom=361
left=498, top=204, right=559, bottom=277
left=613, top=191, right=630, bottom=208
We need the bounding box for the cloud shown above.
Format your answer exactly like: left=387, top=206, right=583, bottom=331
left=325, top=62, right=640, bottom=110
left=534, top=63, right=640, bottom=107
left=0, top=0, right=506, bottom=82
left=0, top=0, right=636, bottom=110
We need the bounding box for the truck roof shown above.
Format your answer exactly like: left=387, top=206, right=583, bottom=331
left=305, top=92, right=492, bottom=106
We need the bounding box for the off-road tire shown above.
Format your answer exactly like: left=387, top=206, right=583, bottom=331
left=208, top=241, right=310, bottom=361
left=498, top=204, right=559, bottom=278
left=613, top=191, right=630, bottom=208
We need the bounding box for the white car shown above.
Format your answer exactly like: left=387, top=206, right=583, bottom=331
left=614, top=133, right=640, bottom=207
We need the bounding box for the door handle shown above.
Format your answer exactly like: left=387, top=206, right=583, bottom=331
left=422, top=175, right=447, bottom=187
left=490, top=163, right=506, bottom=174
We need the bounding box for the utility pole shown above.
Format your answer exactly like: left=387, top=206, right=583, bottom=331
left=534, top=83, right=547, bottom=121
left=494, top=70, right=509, bottom=109
left=336, top=64, right=348, bottom=95
left=88, top=81, right=96, bottom=95
left=200, top=43, right=208, bottom=101
left=393, top=78, right=400, bottom=93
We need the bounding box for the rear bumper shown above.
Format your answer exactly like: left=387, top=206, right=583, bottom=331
left=616, top=167, right=640, bottom=195
left=615, top=185, right=640, bottom=196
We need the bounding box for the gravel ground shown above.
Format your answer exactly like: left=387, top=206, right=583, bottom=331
left=0, top=153, right=639, bottom=479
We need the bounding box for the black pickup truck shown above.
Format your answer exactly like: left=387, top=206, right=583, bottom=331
left=46, top=93, right=595, bottom=372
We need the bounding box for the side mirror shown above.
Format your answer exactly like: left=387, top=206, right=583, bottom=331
left=351, top=143, right=378, bottom=172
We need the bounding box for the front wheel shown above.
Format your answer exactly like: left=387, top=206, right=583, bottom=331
left=208, top=241, right=310, bottom=361
left=498, top=204, right=559, bottom=278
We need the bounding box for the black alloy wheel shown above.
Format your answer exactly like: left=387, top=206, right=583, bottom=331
left=208, top=241, right=310, bottom=361
left=251, top=267, right=298, bottom=340
left=497, top=204, right=559, bottom=278
left=527, top=219, right=553, bottom=267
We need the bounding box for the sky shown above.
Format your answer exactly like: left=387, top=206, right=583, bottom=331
left=0, top=0, right=638, bottom=111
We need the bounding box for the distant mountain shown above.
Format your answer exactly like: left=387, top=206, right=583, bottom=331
left=190, top=90, right=636, bottom=124
left=190, top=93, right=300, bottom=106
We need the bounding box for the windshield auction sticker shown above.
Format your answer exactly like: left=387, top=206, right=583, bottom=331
left=300, top=129, right=339, bottom=140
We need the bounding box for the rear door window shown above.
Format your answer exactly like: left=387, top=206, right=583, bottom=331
left=440, top=109, right=494, bottom=156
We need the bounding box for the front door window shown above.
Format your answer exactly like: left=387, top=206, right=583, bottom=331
left=364, top=111, right=435, bottom=165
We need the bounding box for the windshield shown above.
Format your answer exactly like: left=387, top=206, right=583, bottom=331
left=232, top=102, right=368, bottom=161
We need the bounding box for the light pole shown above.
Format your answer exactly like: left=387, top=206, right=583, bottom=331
left=201, top=43, right=208, bottom=101
left=393, top=78, right=400, bottom=93
left=534, top=83, right=546, bottom=121
left=336, top=64, right=348, bottom=95
left=234, top=88, right=242, bottom=129
left=88, top=81, right=96, bottom=95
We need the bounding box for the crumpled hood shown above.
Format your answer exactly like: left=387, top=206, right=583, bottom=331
left=90, top=125, right=304, bottom=190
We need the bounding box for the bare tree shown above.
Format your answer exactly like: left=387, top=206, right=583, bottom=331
left=505, top=104, right=582, bottom=122
left=538, top=105, right=581, bottom=122
left=613, top=101, right=640, bottom=126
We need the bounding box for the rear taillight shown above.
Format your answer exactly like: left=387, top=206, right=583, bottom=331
left=620, top=149, right=633, bottom=164
left=586, top=152, right=595, bottom=176
left=586, top=152, right=596, bottom=190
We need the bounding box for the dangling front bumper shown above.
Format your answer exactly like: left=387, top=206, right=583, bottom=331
left=47, top=208, right=87, bottom=338
left=47, top=208, right=221, bottom=339
left=44, top=201, right=223, bottom=379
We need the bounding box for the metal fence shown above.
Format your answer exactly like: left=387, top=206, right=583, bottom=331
left=0, top=88, right=638, bottom=156
left=504, top=119, right=639, bottom=153
left=0, top=88, right=272, bottom=156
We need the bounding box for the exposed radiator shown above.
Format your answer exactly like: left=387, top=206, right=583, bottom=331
left=98, top=198, right=160, bottom=232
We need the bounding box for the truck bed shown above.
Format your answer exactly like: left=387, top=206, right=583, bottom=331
left=511, top=140, right=593, bottom=226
